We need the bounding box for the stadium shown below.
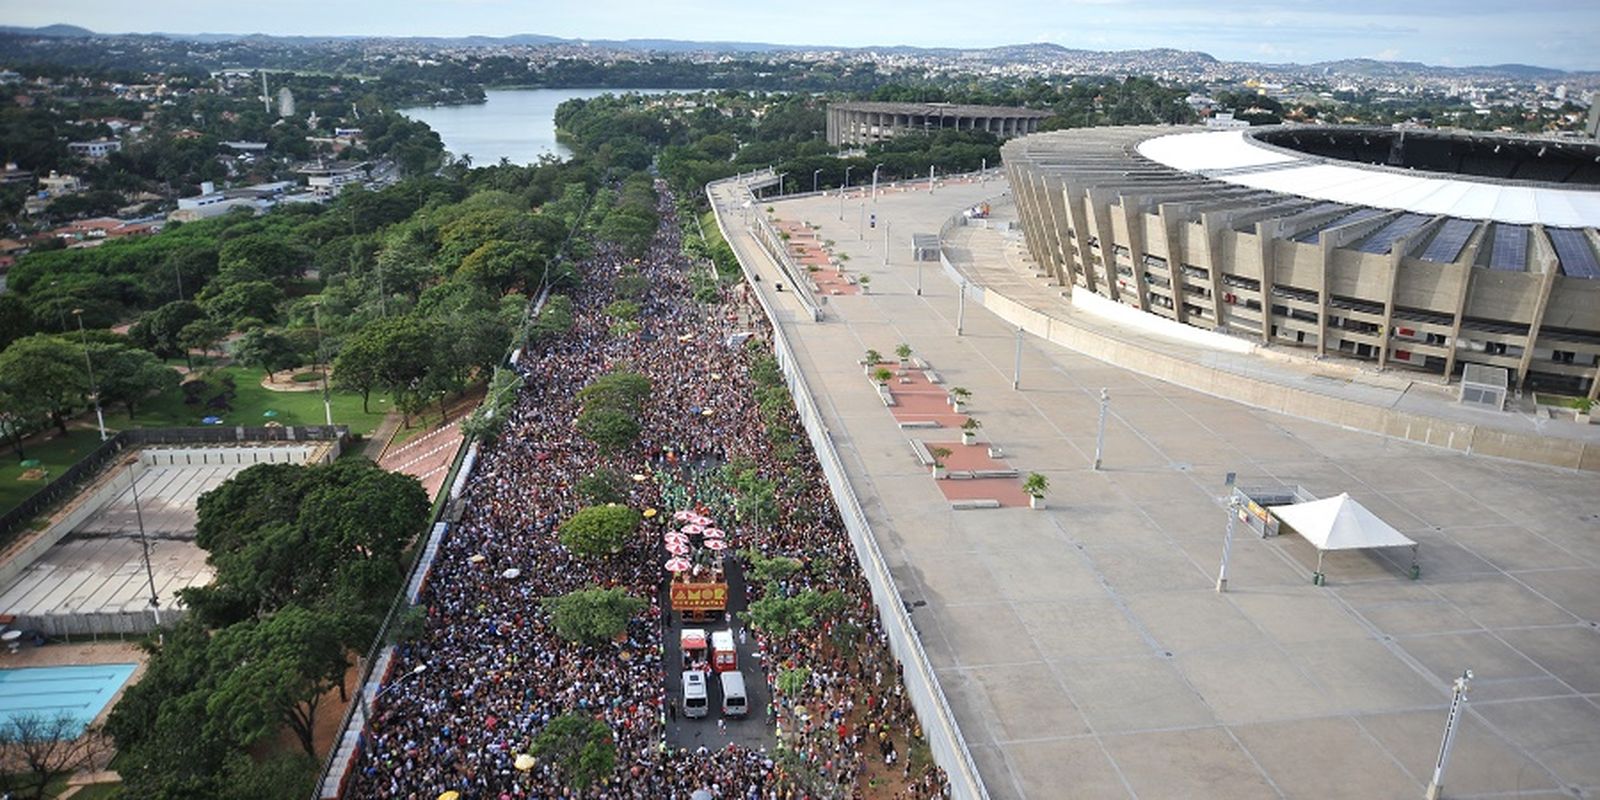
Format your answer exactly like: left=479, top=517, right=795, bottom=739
left=1002, top=125, right=1600, bottom=399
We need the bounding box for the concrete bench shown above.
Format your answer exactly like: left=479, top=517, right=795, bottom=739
left=951, top=499, right=1002, bottom=510
left=987, top=445, right=1005, bottom=458
left=898, top=420, right=941, bottom=429
left=972, top=468, right=1019, bottom=479
left=924, top=370, right=944, bottom=384
left=876, top=385, right=896, bottom=406
left=912, top=357, right=931, bottom=370
left=909, top=440, right=935, bottom=467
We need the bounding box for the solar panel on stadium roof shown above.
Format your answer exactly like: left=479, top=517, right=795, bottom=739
left=1488, top=225, right=1529, bottom=272
left=1548, top=228, right=1600, bottom=279
left=1293, top=207, right=1386, bottom=244
left=1356, top=214, right=1432, bottom=255
left=1419, top=218, right=1476, bottom=264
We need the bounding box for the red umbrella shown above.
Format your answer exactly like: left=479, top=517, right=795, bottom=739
left=691, top=514, right=714, bottom=527
left=665, top=557, right=691, bottom=573
left=702, top=528, right=726, bottom=539
left=673, top=510, right=696, bottom=522
left=663, top=532, right=690, bottom=544
left=681, top=524, right=706, bottom=535
left=665, top=541, right=690, bottom=555
left=703, top=538, right=729, bottom=551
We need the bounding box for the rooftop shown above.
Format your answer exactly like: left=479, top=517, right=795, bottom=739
left=830, top=100, right=1052, bottom=118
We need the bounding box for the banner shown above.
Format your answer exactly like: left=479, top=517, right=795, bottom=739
left=671, top=582, right=728, bottom=611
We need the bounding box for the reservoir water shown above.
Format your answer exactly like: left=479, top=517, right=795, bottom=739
left=399, top=88, right=674, bottom=165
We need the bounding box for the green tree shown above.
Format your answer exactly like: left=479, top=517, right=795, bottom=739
left=531, top=714, right=617, bottom=792
left=232, top=329, right=299, bottom=380
left=185, top=460, right=429, bottom=628
left=558, top=504, right=640, bottom=558
left=206, top=605, right=354, bottom=758
left=0, top=334, right=87, bottom=435
left=91, top=342, right=180, bottom=417
left=542, top=586, right=647, bottom=645
left=130, top=300, right=205, bottom=362
left=576, top=406, right=640, bottom=454
left=178, top=318, right=229, bottom=363
left=576, top=468, right=628, bottom=505
left=218, top=234, right=309, bottom=284
left=745, top=587, right=846, bottom=638
left=200, top=280, right=284, bottom=325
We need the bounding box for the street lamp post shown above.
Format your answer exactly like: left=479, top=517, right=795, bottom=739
left=1216, top=494, right=1241, bottom=592
left=1093, top=389, right=1110, bottom=470
left=956, top=282, right=966, bottom=336
left=313, top=303, right=334, bottom=426
left=839, top=165, right=854, bottom=221
left=1012, top=327, right=1023, bottom=390
left=871, top=163, right=884, bottom=204
left=73, top=309, right=107, bottom=441
left=1425, top=670, right=1473, bottom=800
left=359, top=663, right=429, bottom=754
left=124, top=457, right=164, bottom=642
left=813, top=169, right=822, bottom=194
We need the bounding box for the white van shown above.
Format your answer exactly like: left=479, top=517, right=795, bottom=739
left=720, top=670, right=748, bottom=717
left=682, top=670, right=708, bottom=719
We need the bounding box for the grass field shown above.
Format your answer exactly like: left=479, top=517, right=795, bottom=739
left=0, top=429, right=105, bottom=521
left=128, top=366, right=390, bottom=436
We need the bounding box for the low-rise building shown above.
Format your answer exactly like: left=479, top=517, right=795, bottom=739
left=297, top=160, right=368, bottom=199
left=168, top=180, right=295, bottom=222
left=67, top=138, right=121, bottom=160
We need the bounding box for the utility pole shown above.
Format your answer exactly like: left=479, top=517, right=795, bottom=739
left=883, top=220, right=890, bottom=267
left=929, top=165, right=935, bottom=194
left=1425, top=670, right=1474, bottom=800
left=859, top=200, right=866, bottom=241
left=813, top=168, right=822, bottom=194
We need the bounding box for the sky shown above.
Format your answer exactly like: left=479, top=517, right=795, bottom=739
left=3, top=0, right=1598, bottom=71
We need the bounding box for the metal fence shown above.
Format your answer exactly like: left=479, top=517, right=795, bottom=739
left=708, top=177, right=990, bottom=800
left=0, top=425, right=348, bottom=543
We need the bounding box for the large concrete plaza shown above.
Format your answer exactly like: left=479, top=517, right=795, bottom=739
left=713, top=177, right=1600, bottom=799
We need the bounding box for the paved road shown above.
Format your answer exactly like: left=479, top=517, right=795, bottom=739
left=712, top=178, right=1600, bottom=800
left=661, top=558, right=776, bottom=753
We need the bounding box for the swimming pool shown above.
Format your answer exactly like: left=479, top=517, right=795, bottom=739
left=0, top=663, right=137, bottom=736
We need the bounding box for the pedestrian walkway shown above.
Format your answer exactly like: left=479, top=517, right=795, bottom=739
left=714, top=177, right=1600, bottom=800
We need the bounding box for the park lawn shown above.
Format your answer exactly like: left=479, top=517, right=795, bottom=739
left=128, top=366, right=390, bottom=436
left=0, top=428, right=106, bottom=520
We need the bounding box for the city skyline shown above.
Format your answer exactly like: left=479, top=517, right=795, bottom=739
left=3, top=0, right=1598, bottom=72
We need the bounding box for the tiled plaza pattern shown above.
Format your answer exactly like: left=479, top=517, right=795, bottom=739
left=711, top=176, right=1600, bottom=800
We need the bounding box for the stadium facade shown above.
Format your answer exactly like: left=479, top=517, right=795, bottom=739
left=1002, top=125, right=1600, bottom=396
left=826, top=101, right=1050, bottom=148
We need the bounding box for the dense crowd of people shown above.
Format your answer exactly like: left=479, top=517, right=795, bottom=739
left=350, top=184, right=948, bottom=799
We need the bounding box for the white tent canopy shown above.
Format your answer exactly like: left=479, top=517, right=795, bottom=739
left=1267, top=493, right=1418, bottom=583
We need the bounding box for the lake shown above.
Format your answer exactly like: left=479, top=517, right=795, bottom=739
left=399, top=88, right=676, bottom=165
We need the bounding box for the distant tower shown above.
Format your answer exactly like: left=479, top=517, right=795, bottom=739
left=277, top=87, right=296, bottom=118
left=260, top=71, right=271, bottom=114
left=1588, top=99, right=1600, bottom=139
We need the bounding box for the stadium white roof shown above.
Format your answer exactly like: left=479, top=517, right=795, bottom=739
left=1137, top=130, right=1600, bottom=229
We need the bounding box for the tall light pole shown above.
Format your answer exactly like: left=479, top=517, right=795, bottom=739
left=73, top=309, right=107, bottom=441
left=956, top=282, right=966, bottom=336
left=883, top=220, right=891, bottom=268
left=871, top=163, right=884, bottom=204
left=313, top=302, right=333, bottom=426
left=360, top=663, right=429, bottom=754
left=124, top=457, right=163, bottom=643
left=929, top=164, right=936, bottom=193
left=1093, top=389, right=1109, bottom=470
left=1216, top=494, right=1241, bottom=592
left=1011, top=327, right=1023, bottom=390
left=1425, top=670, right=1473, bottom=800
left=839, top=165, right=853, bottom=220
left=812, top=168, right=822, bottom=194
